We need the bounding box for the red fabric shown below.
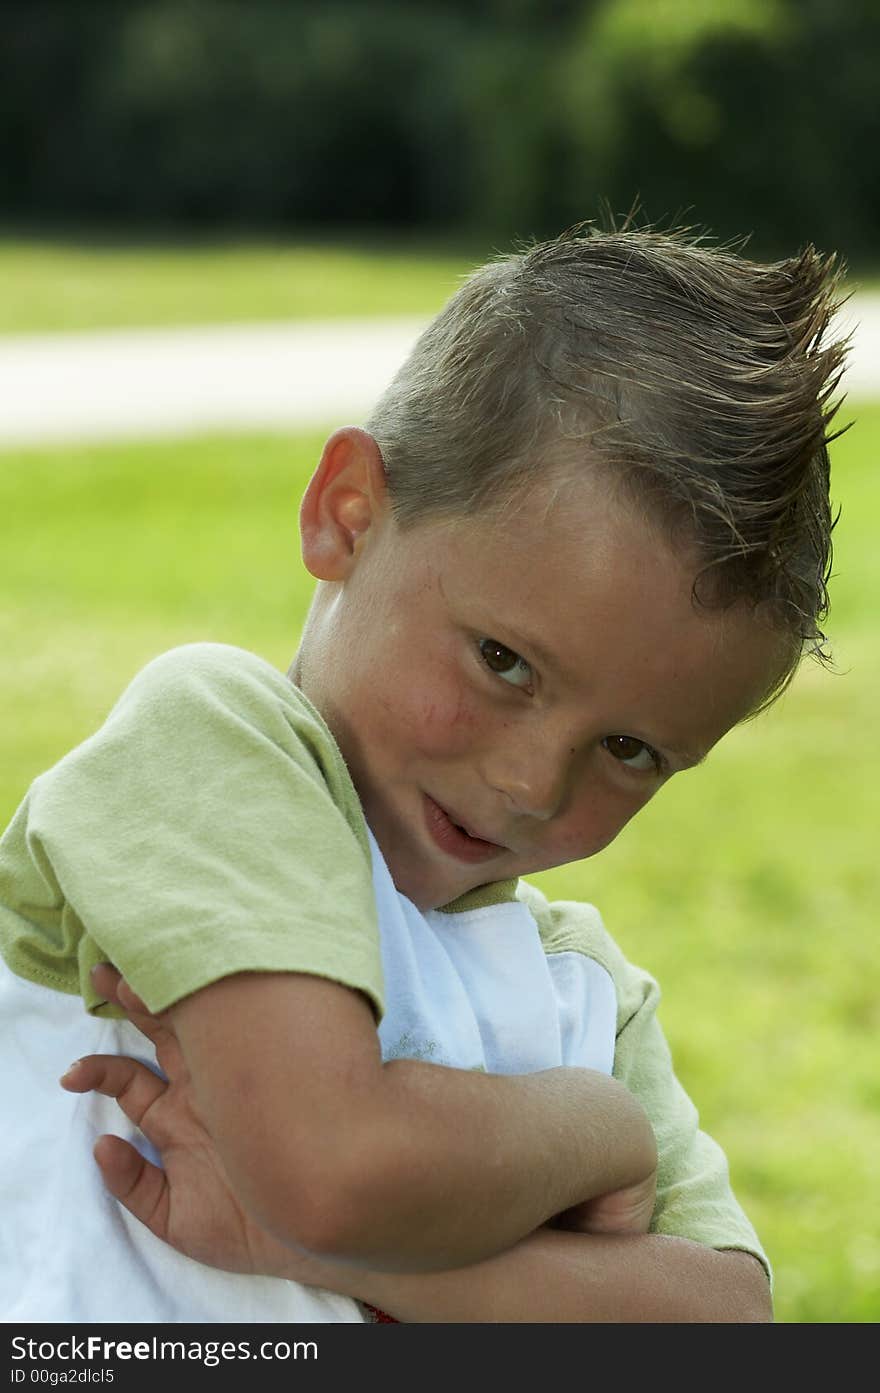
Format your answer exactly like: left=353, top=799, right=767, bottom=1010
left=363, top=1302, right=399, bottom=1323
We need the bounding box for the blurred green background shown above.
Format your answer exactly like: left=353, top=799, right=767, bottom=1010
left=1, top=0, right=878, bottom=1324
left=2, top=0, right=879, bottom=260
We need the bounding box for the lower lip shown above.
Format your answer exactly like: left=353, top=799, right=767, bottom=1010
left=423, top=795, right=504, bottom=865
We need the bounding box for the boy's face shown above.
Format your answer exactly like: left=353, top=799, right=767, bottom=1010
left=294, top=432, right=788, bottom=911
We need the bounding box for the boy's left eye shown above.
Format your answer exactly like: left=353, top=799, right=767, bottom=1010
left=601, top=735, right=663, bottom=774
left=478, top=638, right=533, bottom=688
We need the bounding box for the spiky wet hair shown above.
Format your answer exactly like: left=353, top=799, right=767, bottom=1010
left=367, top=224, right=850, bottom=701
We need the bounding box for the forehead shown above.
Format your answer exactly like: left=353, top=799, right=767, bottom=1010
left=406, top=473, right=687, bottom=622
left=383, top=475, right=788, bottom=753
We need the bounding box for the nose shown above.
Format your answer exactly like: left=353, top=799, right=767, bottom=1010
left=482, top=738, right=572, bottom=821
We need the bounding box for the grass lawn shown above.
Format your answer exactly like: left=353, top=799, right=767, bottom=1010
left=0, top=238, right=478, bottom=334
left=0, top=237, right=873, bottom=337
left=1, top=406, right=878, bottom=1322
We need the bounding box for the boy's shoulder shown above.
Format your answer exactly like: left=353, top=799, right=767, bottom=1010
left=117, top=642, right=306, bottom=714
left=516, top=879, right=658, bottom=1033
left=94, top=640, right=363, bottom=831
left=102, top=642, right=333, bottom=763
left=3, top=642, right=378, bottom=1015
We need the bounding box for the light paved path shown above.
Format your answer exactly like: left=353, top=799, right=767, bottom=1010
left=0, top=298, right=876, bottom=447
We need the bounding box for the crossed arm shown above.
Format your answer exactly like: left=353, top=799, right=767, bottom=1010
left=123, top=968, right=662, bottom=1270
left=63, top=966, right=771, bottom=1322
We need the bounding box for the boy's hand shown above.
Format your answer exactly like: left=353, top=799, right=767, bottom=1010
left=553, top=1171, right=657, bottom=1237
left=61, top=966, right=349, bottom=1291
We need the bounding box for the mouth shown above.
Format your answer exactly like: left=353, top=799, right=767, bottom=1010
left=422, top=794, right=506, bottom=865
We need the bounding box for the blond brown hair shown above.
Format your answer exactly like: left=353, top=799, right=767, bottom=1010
left=367, top=226, right=849, bottom=696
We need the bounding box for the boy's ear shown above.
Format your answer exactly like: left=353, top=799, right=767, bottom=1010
left=299, top=427, right=389, bottom=581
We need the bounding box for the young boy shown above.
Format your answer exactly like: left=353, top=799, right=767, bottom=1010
left=0, top=227, right=846, bottom=1322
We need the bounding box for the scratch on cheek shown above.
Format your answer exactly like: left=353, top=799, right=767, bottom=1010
left=453, top=683, right=483, bottom=731
left=419, top=687, right=471, bottom=733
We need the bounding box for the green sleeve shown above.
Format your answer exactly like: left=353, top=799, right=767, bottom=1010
left=611, top=962, right=771, bottom=1284
left=0, top=644, right=384, bottom=1020
left=517, top=880, right=771, bottom=1284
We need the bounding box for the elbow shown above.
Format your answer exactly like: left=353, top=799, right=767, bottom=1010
left=725, top=1289, right=773, bottom=1323
left=234, top=1131, right=394, bottom=1264
left=736, top=1282, right=774, bottom=1324
left=279, top=1167, right=382, bottom=1263
left=646, top=1242, right=773, bottom=1323
left=711, top=1251, right=774, bottom=1323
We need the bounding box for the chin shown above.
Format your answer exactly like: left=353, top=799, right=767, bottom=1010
left=380, top=856, right=428, bottom=907
left=399, top=875, right=449, bottom=913
left=387, top=861, right=456, bottom=913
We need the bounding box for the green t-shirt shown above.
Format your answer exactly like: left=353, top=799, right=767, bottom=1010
left=0, top=643, right=383, bottom=1018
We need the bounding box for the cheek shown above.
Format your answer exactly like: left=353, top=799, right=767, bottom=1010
left=412, top=680, right=483, bottom=757
left=369, top=653, right=481, bottom=760
left=555, top=779, right=656, bottom=860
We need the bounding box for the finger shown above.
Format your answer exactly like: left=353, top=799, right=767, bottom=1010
left=60, top=1054, right=167, bottom=1131
left=91, top=962, right=151, bottom=1017
left=91, top=964, right=174, bottom=1052
left=118, top=977, right=151, bottom=1018
left=93, top=1134, right=171, bottom=1240
left=90, top=962, right=123, bottom=1002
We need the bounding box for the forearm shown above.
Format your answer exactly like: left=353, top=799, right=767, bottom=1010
left=352, top=1230, right=773, bottom=1323
left=340, top=1058, right=656, bottom=1270
left=174, top=974, right=656, bottom=1271
left=227, top=1055, right=656, bottom=1271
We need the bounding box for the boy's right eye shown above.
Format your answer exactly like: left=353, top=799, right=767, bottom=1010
left=478, top=638, right=533, bottom=689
